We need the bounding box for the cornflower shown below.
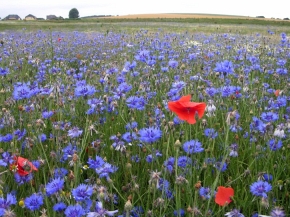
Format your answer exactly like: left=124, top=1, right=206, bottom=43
left=250, top=180, right=272, bottom=198
left=24, top=193, right=43, bottom=211
left=87, top=201, right=118, bottom=217
left=71, top=184, right=93, bottom=201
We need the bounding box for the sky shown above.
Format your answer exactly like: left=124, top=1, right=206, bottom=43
left=1, top=0, right=289, bottom=20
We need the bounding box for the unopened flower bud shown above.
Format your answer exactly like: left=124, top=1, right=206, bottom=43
left=124, top=200, right=133, bottom=211
left=174, top=139, right=181, bottom=148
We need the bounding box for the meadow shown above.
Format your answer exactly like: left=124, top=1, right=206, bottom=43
left=0, top=18, right=290, bottom=217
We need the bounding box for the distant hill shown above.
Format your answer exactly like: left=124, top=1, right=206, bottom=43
left=104, top=13, right=252, bottom=19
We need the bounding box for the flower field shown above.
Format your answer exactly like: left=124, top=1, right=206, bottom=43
left=0, top=28, right=290, bottom=216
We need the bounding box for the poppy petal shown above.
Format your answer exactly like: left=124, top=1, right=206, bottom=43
left=174, top=108, right=196, bottom=124
left=168, top=101, right=184, bottom=112
left=215, top=186, right=234, bottom=206
left=274, top=90, right=280, bottom=97
left=192, top=103, right=207, bottom=118
left=168, top=95, right=206, bottom=124
left=16, top=156, right=38, bottom=176
left=178, top=95, right=191, bottom=102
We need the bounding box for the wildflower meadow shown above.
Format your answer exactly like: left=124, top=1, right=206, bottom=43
left=0, top=27, right=290, bottom=217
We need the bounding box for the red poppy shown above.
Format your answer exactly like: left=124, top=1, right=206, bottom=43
left=274, top=89, right=280, bottom=97
left=57, top=37, right=62, bottom=42
left=215, top=186, right=234, bottom=206
left=168, top=95, right=206, bottom=124
left=10, top=156, right=38, bottom=176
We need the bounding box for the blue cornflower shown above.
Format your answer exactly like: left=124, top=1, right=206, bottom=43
left=221, top=86, right=235, bottom=97
left=250, top=180, right=272, bottom=198
left=250, top=117, right=266, bottom=133
left=42, top=110, right=54, bottom=119
left=205, top=87, right=219, bottom=97
left=214, top=60, right=234, bottom=75
left=275, top=96, right=287, bottom=108
left=146, top=154, right=154, bottom=163
left=261, top=112, right=279, bottom=122
left=0, top=193, right=16, bottom=215
left=72, top=184, right=93, bottom=202
left=13, top=129, right=26, bottom=141
left=204, top=128, right=218, bottom=139
left=0, top=134, right=13, bottom=143
left=229, top=143, right=239, bottom=157
left=125, top=121, right=138, bottom=131
left=135, top=50, right=150, bottom=62
left=276, top=68, right=287, bottom=75
left=146, top=150, right=162, bottom=163
left=110, top=136, right=126, bottom=152
left=14, top=173, right=33, bottom=185
left=87, top=156, right=105, bottom=169
left=53, top=168, right=68, bottom=179
left=68, top=127, right=83, bottom=138
left=95, top=163, right=118, bottom=179
left=268, top=139, right=283, bottom=151
left=24, top=193, right=43, bottom=211
left=0, top=152, right=14, bottom=167
left=0, top=67, right=9, bottom=76
left=130, top=206, right=144, bottom=217
left=87, top=201, right=118, bottom=217
left=171, top=81, right=186, bottom=92
left=131, top=71, right=139, bottom=77
left=106, top=67, right=118, bottom=75
left=177, top=156, right=192, bottom=168
left=168, top=60, right=179, bottom=68
left=263, top=174, right=273, bottom=182
left=38, top=133, right=47, bottom=142
left=122, top=132, right=137, bottom=143
left=131, top=155, right=140, bottom=163
left=157, top=178, right=170, bottom=192
left=46, top=178, right=64, bottom=196
left=161, top=66, right=169, bottom=72
left=74, top=83, right=96, bottom=98
left=117, top=82, right=132, bottom=93
left=64, top=204, right=85, bottom=217
left=199, top=187, right=212, bottom=200
left=163, top=157, right=175, bottom=173
left=87, top=98, right=103, bottom=108
left=53, top=202, right=67, bottom=212
left=270, top=207, right=286, bottom=217
left=61, top=144, right=77, bottom=162
left=173, top=209, right=185, bottom=216
left=183, top=140, right=204, bottom=154
left=214, top=161, right=228, bottom=172
left=39, top=86, right=54, bottom=95
left=126, top=96, right=147, bottom=110
left=225, top=209, right=245, bottom=217
left=12, top=82, right=33, bottom=100
left=138, top=127, right=162, bottom=144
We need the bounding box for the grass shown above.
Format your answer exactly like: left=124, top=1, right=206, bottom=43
left=1, top=17, right=290, bottom=33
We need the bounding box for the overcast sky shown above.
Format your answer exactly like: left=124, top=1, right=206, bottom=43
left=1, top=0, right=289, bottom=19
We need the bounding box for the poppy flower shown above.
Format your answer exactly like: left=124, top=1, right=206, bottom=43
left=57, top=38, right=62, bottom=42
left=215, top=186, right=234, bottom=206
left=274, top=89, right=280, bottom=97
left=168, top=95, right=206, bottom=124
left=10, top=156, right=38, bottom=176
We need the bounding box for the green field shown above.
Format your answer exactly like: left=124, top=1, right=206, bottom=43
left=1, top=17, right=290, bottom=34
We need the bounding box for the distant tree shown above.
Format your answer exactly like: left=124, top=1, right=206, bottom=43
left=69, top=8, right=79, bottom=19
